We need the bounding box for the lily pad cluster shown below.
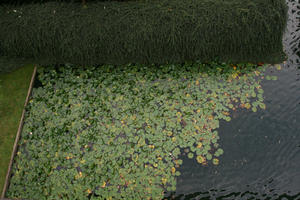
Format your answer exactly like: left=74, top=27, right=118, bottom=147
left=7, top=62, right=278, bottom=199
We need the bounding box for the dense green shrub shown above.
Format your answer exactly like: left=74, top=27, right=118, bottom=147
left=0, top=56, right=35, bottom=73
left=6, top=62, right=280, bottom=199
left=0, top=0, right=76, bottom=5
left=0, top=0, right=132, bottom=6
left=0, top=0, right=288, bottom=71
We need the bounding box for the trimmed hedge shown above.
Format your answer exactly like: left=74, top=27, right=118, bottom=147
left=0, top=0, right=76, bottom=5
left=0, top=0, right=131, bottom=7
left=0, top=0, right=288, bottom=69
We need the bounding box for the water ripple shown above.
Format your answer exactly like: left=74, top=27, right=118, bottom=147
left=169, top=0, right=300, bottom=199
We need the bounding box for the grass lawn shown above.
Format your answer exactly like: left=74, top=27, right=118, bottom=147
left=0, top=64, right=35, bottom=194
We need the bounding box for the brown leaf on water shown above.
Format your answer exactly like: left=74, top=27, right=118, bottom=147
left=258, top=62, right=264, bottom=66
left=180, top=119, right=187, bottom=128
left=208, top=115, right=214, bottom=120
left=222, top=111, right=230, bottom=116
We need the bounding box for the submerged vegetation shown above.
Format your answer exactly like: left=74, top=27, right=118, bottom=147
left=6, top=62, right=279, bottom=199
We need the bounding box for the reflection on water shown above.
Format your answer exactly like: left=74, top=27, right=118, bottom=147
left=165, top=0, right=300, bottom=199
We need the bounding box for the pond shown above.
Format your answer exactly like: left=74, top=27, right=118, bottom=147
left=165, top=0, right=300, bottom=199
left=4, top=0, right=299, bottom=199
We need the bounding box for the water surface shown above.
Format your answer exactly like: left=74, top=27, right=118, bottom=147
left=166, top=0, right=300, bottom=199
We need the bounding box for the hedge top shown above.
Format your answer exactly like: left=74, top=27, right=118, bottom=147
left=0, top=0, right=288, bottom=68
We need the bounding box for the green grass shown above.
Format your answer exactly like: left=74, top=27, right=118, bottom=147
left=0, top=64, right=35, bottom=195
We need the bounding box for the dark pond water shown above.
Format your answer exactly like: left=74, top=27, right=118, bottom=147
left=165, top=0, right=300, bottom=199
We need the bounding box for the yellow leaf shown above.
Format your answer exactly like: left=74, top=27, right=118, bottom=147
left=213, top=158, right=219, bottom=165
left=196, top=80, right=199, bottom=85
left=245, top=103, right=251, bottom=109
left=275, top=64, right=281, bottom=70
left=232, top=73, right=238, bottom=79
left=196, top=155, right=205, bottom=164
left=87, top=189, right=92, bottom=194
left=75, top=172, right=83, bottom=179
left=222, top=111, right=230, bottom=116
left=101, top=181, right=106, bottom=188
left=254, top=71, right=260, bottom=76
left=194, top=125, right=201, bottom=131
left=172, top=137, right=176, bottom=142
left=171, top=167, right=176, bottom=174
left=162, top=177, right=167, bottom=185
left=197, top=143, right=203, bottom=148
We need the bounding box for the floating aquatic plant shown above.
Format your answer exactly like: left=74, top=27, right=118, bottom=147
left=6, top=62, right=279, bottom=199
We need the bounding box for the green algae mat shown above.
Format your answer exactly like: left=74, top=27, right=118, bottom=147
left=6, top=62, right=280, bottom=199
left=0, top=64, right=34, bottom=194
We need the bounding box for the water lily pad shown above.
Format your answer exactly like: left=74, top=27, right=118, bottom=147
left=188, top=152, right=194, bottom=159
